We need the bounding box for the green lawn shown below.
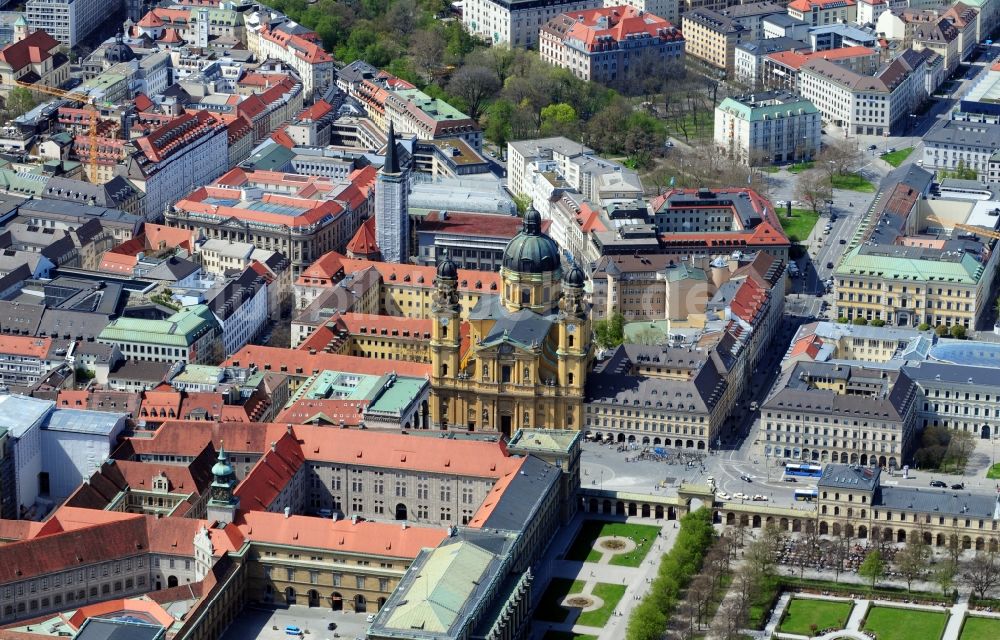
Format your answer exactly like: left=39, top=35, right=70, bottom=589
left=577, top=583, right=627, bottom=627
left=664, top=109, right=714, bottom=141
left=778, top=598, right=853, bottom=636
left=788, top=161, right=815, bottom=174
left=565, top=520, right=662, bottom=567
left=862, top=606, right=948, bottom=640
left=535, top=579, right=585, bottom=623
left=760, top=166, right=780, bottom=173
left=831, top=172, right=876, bottom=192
left=987, top=463, right=1000, bottom=479
left=881, top=147, right=914, bottom=167
left=779, top=208, right=821, bottom=244
left=543, top=633, right=598, bottom=640
left=961, top=616, right=1000, bottom=640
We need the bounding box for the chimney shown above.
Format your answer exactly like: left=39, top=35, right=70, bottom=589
left=270, top=441, right=276, bottom=452
left=283, top=507, right=290, bottom=518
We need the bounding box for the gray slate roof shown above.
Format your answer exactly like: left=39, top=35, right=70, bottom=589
left=818, top=463, right=880, bottom=491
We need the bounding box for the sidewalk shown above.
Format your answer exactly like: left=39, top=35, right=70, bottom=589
left=529, top=514, right=683, bottom=640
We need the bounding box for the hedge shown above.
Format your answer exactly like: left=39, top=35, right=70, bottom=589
left=625, top=508, right=715, bottom=640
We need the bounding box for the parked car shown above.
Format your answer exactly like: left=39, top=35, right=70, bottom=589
left=826, top=262, right=834, bottom=269
left=328, top=623, right=338, bottom=631
left=868, top=144, right=877, bottom=151
left=951, top=483, right=965, bottom=490
left=783, top=477, right=798, bottom=483
left=930, top=480, right=947, bottom=488
left=366, top=614, right=376, bottom=623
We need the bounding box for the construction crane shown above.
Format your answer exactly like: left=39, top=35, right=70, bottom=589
left=15, top=80, right=101, bottom=183
left=953, top=223, right=1000, bottom=241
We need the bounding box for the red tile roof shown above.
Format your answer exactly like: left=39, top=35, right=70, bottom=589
left=0, top=30, right=60, bottom=72
left=120, top=421, right=270, bottom=458
left=0, top=335, right=51, bottom=359
left=297, top=100, right=333, bottom=122
left=789, top=335, right=823, bottom=359
left=236, top=511, right=446, bottom=558
left=729, top=277, right=768, bottom=324
left=275, top=399, right=367, bottom=426
left=346, top=217, right=380, bottom=257
left=233, top=429, right=304, bottom=510
left=136, top=111, right=222, bottom=164
left=259, top=24, right=333, bottom=64
left=547, top=5, right=682, bottom=51
left=767, top=45, right=876, bottom=70
left=420, top=211, right=537, bottom=238
left=788, top=0, right=856, bottom=10
left=223, top=345, right=431, bottom=378
left=297, top=252, right=501, bottom=294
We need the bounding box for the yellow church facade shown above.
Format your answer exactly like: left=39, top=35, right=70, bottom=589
left=429, top=208, right=592, bottom=436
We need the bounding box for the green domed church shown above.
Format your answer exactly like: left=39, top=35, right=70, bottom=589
left=429, top=208, right=592, bottom=435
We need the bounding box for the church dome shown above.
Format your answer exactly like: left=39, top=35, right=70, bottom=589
left=564, top=263, right=585, bottom=287
left=105, top=29, right=135, bottom=64
left=436, top=249, right=458, bottom=280
left=502, top=207, right=562, bottom=275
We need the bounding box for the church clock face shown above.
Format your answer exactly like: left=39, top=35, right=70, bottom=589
left=440, top=317, right=449, bottom=326
left=567, top=324, right=576, bottom=332
left=212, top=486, right=229, bottom=501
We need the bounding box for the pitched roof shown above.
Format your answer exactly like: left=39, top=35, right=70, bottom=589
left=346, top=217, right=380, bottom=257
left=0, top=30, right=60, bottom=72
left=223, top=345, right=431, bottom=378
left=236, top=511, right=446, bottom=558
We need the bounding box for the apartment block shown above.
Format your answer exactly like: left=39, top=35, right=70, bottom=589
left=26, top=0, right=115, bottom=47
left=462, top=0, right=603, bottom=47
left=539, top=6, right=685, bottom=88
left=714, top=91, right=821, bottom=165
left=787, top=0, right=857, bottom=26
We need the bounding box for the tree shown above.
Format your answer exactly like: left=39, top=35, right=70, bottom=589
left=935, top=558, right=958, bottom=596
left=595, top=312, right=626, bottom=349
left=870, top=319, right=886, bottom=327
left=795, top=170, right=832, bottom=214
left=963, top=551, right=1000, bottom=600
left=5, top=87, right=35, bottom=119
left=859, top=550, right=886, bottom=588
left=446, top=65, right=499, bottom=120
left=511, top=192, right=532, bottom=216
left=539, top=102, right=578, bottom=137
left=895, top=539, right=930, bottom=591
left=950, top=325, right=968, bottom=339
left=483, top=99, right=514, bottom=149
left=918, top=322, right=932, bottom=331
left=467, top=45, right=519, bottom=87
left=409, top=28, right=446, bottom=80
left=819, top=139, right=863, bottom=178
left=852, top=317, right=868, bottom=325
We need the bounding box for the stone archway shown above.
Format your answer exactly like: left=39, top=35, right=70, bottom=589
left=331, top=593, right=343, bottom=611
left=308, top=590, right=320, bottom=607
left=395, top=503, right=408, bottom=521
left=285, top=587, right=296, bottom=605
left=354, top=594, right=367, bottom=613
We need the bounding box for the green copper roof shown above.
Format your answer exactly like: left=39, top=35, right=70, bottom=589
left=98, top=305, right=218, bottom=347
left=384, top=541, right=494, bottom=633
left=368, top=376, right=426, bottom=415
left=835, top=247, right=985, bottom=284
left=392, top=88, right=472, bottom=122
left=717, top=96, right=819, bottom=122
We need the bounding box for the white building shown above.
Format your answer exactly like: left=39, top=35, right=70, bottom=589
left=245, top=13, right=334, bottom=98
left=798, top=49, right=928, bottom=136
left=205, top=268, right=269, bottom=359
left=39, top=408, right=128, bottom=504
left=923, top=120, right=1000, bottom=179
left=120, top=110, right=228, bottom=220
left=462, top=0, right=603, bottom=47
left=856, top=0, right=887, bottom=25
left=714, top=92, right=821, bottom=165
left=607, top=0, right=680, bottom=23
left=26, top=0, right=114, bottom=48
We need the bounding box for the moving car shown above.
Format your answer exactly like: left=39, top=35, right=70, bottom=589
left=868, top=144, right=877, bottom=150
left=839, top=238, right=847, bottom=244
left=740, top=475, right=753, bottom=482
left=826, top=262, right=834, bottom=269
left=951, top=483, right=965, bottom=490
left=930, top=480, right=947, bottom=488
left=366, top=615, right=376, bottom=623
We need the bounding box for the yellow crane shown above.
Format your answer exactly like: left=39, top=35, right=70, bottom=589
left=953, top=223, right=1000, bottom=241
left=15, top=80, right=101, bottom=183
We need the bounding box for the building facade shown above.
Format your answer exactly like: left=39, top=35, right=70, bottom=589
left=714, top=92, right=821, bottom=165
left=430, top=209, right=592, bottom=435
